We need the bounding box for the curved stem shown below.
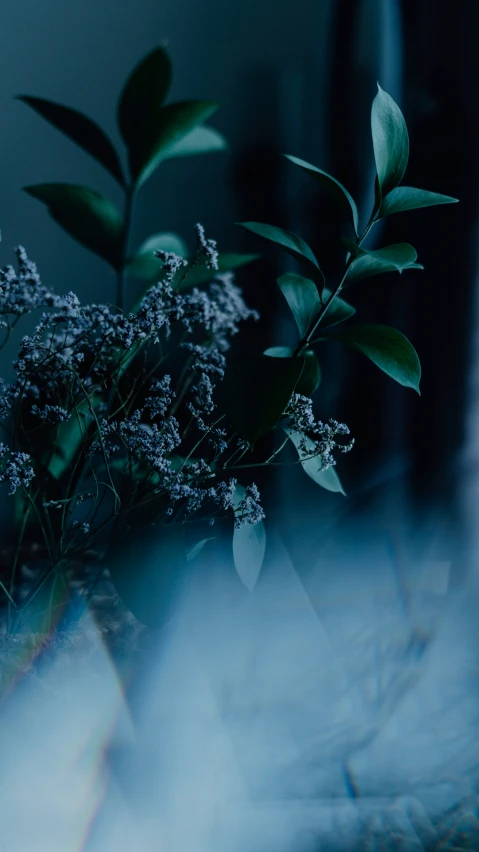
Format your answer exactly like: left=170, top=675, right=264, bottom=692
left=293, top=219, right=376, bottom=357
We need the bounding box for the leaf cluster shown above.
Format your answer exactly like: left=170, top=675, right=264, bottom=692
left=18, top=46, right=255, bottom=305
left=224, top=84, right=457, bottom=493
left=4, top=69, right=457, bottom=628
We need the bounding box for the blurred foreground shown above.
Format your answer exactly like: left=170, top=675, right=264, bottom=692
left=0, top=503, right=478, bottom=851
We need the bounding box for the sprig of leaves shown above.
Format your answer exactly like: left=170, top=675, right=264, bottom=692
left=231, top=83, right=457, bottom=494
left=7, top=68, right=458, bottom=627
left=18, top=45, right=257, bottom=310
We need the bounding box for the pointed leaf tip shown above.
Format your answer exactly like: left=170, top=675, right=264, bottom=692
left=325, top=323, right=421, bottom=392
left=286, top=429, right=346, bottom=494
left=238, top=221, right=321, bottom=277
left=371, top=86, right=409, bottom=197
left=276, top=272, right=322, bottom=338
left=344, top=239, right=422, bottom=284
left=17, top=95, right=125, bottom=186
left=24, top=182, right=123, bottom=269
left=379, top=186, right=459, bottom=218
left=283, top=154, right=359, bottom=236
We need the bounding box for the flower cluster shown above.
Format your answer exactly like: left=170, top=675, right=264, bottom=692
left=0, top=228, right=352, bottom=615
left=0, top=444, right=35, bottom=494
left=91, top=411, right=259, bottom=526
left=285, top=393, right=355, bottom=469
left=194, top=222, right=219, bottom=270
left=0, top=246, right=64, bottom=322
left=233, top=483, right=265, bottom=528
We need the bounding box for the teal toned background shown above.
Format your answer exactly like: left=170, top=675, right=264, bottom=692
left=2, top=4, right=479, bottom=847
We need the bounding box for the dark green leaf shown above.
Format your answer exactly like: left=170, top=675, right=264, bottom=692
left=371, top=84, right=409, bottom=197
left=379, top=186, right=459, bottom=218
left=343, top=237, right=423, bottom=284
left=117, top=46, right=172, bottom=150
left=128, top=232, right=188, bottom=279
left=297, top=351, right=321, bottom=395
left=286, top=429, right=346, bottom=494
left=318, top=288, right=356, bottom=328
left=237, top=221, right=321, bottom=276
left=232, top=484, right=266, bottom=591
left=161, top=124, right=227, bottom=159
left=277, top=272, right=322, bottom=338
left=173, top=252, right=260, bottom=290
left=48, top=396, right=96, bottom=480
left=284, top=154, right=359, bottom=236
left=109, top=523, right=188, bottom=627
left=17, top=96, right=125, bottom=186
left=24, top=183, right=123, bottom=268
left=223, top=354, right=305, bottom=445
left=325, top=323, right=421, bottom=392
left=264, top=347, right=321, bottom=395
left=129, top=100, right=219, bottom=187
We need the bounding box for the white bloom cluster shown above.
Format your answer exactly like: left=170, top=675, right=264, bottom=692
left=92, top=412, right=258, bottom=525
left=0, top=444, right=35, bottom=494
left=0, top=232, right=263, bottom=534
left=194, top=222, right=219, bottom=270
left=285, top=393, right=355, bottom=469
left=144, top=375, right=175, bottom=418
left=0, top=246, right=65, bottom=320
left=233, top=483, right=265, bottom=528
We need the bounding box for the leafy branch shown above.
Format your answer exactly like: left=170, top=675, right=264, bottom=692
left=18, top=46, right=256, bottom=311
left=0, top=70, right=457, bottom=632
left=229, top=84, right=458, bottom=491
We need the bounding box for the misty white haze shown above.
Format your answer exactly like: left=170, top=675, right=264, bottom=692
left=0, top=513, right=478, bottom=851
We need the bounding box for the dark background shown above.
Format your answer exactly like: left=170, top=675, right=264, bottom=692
left=3, top=3, right=479, bottom=836
left=1, top=0, right=478, bottom=577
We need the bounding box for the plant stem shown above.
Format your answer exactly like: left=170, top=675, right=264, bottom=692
left=116, top=186, right=135, bottom=311
left=293, top=219, right=376, bottom=357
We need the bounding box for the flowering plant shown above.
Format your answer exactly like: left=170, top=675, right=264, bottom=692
left=0, top=48, right=456, bottom=630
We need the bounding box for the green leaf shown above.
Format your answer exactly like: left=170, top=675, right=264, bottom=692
left=379, top=186, right=459, bottom=218
left=128, top=232, right=188, bottom=279
left=371, top=84, right=409, bottom=197
left=264, top=347, right=321, bottom=395
left=318, top=288, right=356, bottom=329
left=109, top=523, right=188, bottom=627
left=186, top=537, right=215, bottom=562
left=117, top=45, right=172, bottom=150
left=161, top=124, right=227, bottom=159
left=232, top=484, right=266, bottom=591
left=264, top=346, right=295, bottom=358
left=24, top=183, right=123, bottom=269
left=284, top=154, right=359, bottom=236
left=129, top=100, right=219, bottom=187
left=325, top=323, right=421, bottom=392
left=343, top=237, right=423, bottom=284
left=173, top=252, right=260, bottom=290
left=237, top=221, right=321, bottom=277
left=286, top=429, right=346, bottom=494
left=48, top=396, right=96, bottom=480
left=223, top=354, right=305, bottom=445
left=16, top=96, right=125, bottom=187
left=276, top=272, right=322, bottom=337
